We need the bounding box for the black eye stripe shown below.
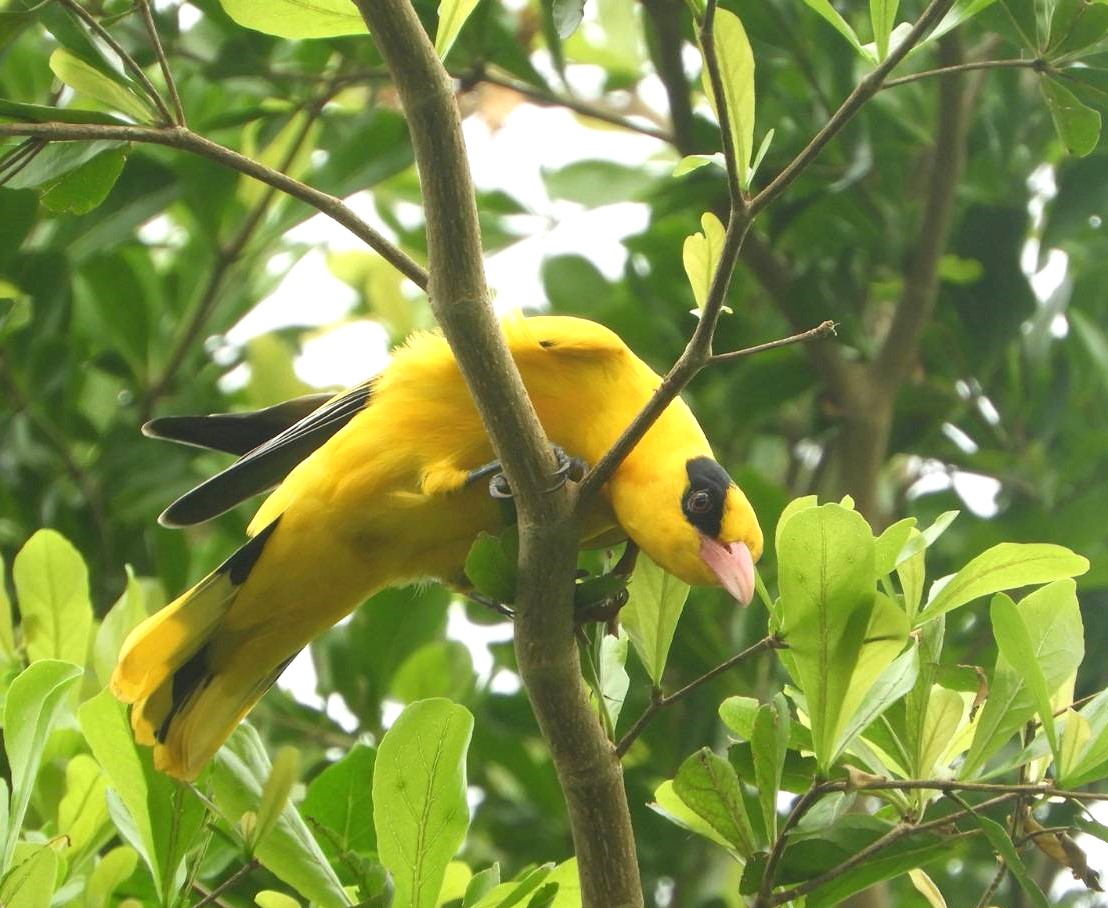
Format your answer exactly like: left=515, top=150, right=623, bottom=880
left=682, top=457, right=734, bottom=538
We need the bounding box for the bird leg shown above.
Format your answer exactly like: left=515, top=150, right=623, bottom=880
left=574, top=542, right=639, bottom=634
left=466, top=445, right=588, bottom=499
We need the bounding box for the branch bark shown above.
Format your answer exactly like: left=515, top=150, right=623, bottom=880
left=353, top=3, right=643, bottom=906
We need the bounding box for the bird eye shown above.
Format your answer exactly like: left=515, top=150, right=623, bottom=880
left=687, top=490, right=713, bottom=513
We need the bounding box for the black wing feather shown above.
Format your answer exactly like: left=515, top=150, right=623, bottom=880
left=143, top=393, right=335, bottom=455
left=156, top=382, right=373, bottom=528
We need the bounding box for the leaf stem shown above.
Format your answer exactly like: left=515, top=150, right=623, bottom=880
left=882, top=57, right=1044, bottom=89
left=136, top=0, right=186, bottom=126
left=708, top=320, right=837, bottom=364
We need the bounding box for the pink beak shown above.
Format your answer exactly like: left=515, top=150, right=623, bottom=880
left=699, top=537, right=755, bottom=606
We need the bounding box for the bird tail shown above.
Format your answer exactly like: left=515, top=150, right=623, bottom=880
left=110, top=520, right=283, bottom=780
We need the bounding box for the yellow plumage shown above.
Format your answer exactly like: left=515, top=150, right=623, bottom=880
left=112, top=315, right=762, bottom=779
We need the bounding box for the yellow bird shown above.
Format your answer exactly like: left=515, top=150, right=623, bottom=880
left=112, top=315, right=763, bottom=779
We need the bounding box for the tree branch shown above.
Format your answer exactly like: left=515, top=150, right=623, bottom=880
left=141, top=101, right=328, bottom=419
left=875, top=35, right=971, bottom=386
left=0, top=122, right=429, bottom=289
left=466, top=66, right=673, bottom=144
left=882, top=57, right=1044, bottom=90
left=353, top=3, right=642, bottom=906
left=192, top=858, right=260, bottom=908
left=136, top=0, right=186, bottom=126
left=749, top=0, right=958, bottom=217
left=59, top=0, right=174, bottom=125
left=615, top=634, right=779, bottom=757
left=708, top=320, right=837, bottom=364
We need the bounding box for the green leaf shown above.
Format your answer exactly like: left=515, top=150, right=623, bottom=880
left=962, top=580, right=1084, bottom=777
left=255, top=893, right=301, bottom=908
left=552, top=0, right=586, bottom=37
left=0, top=555, right=17, bottom=665
left=0, top=98, right=129, bottom=126
left=462, top=864, right=501, bottom=906
left=301, top=744, right=376, bottom=860
left=1000, top=0, right=1042, bottom=48
left=778, top=503, right=877, bottom=771
left=47, top=49, right=154, bottom=123
left=542, top=858, right=581, bottom=907
left=835, top=641, right=917, bottom=764
left=588, top=628, right=630, bottom=732
left=374, top=699, right=474, bottom=908
left=917, top=542, right=1088, bottom=624
left=967, top=814, right=1050, bottom=908
left=751, top=696, right=789, bottom=840
left=542, top=159, right=658, bottom=207
left=1042, top=76, right=1102, bottom=157
left=620, top=552, right=690, bottom=686
left=674, top=154, right=724, bottom=176
left=392, top=641, right=476, bottom=705
left=649, top=780, right=735, bottom=851
left=253, top=746, right=300, bottom=851
left=218, top=0, right=368, bottom=38
left=874, top=518, right=916, bottom=576
left=3, top=660, right=82, bottom=870
left=435, top=0, right=481, bottom=58
left=928, top=0, right=999, bottom=45
left=916, top=685, right=972, bottom=778
left=895, top=510, right=958, bottom=568
left=702, top=10, right=756, bottom=188
left=13, top=528, right=93, bottom=665
left=1047, top=0, right=1108, bottom=55
left=673, top=747, right=756, bottom=858
left=84, top=845, right=138, bottom=908
left=775, top=495, right=818, bottom=555
left=212, top=724, right=351, bottom=907
left=870, top=0, right=901, bottom=59
left=683, top=212, right=728, bottom=312
left=801, top=0, right=872, bottom=59
left=897, top=531, right=927, bottom=621
left=465, top=863, right=553, bottom=908
left=0, top=844, right=59, bottom=908
left=40, top=149, right=126, bottom=216
left=990, top=593, right=1059, bottom=761
left=92, top=566, right=148, bottom=687
left=57, top=753, right=110, bottom=861
left=720, top=695, right=813, bottom=751
left=464, top=532, right=517, bottom=604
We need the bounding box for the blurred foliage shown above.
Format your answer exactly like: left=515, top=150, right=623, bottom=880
left=1, top=0, right=1108, bottom=905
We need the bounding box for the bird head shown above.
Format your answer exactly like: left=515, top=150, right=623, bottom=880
left=611, top=455, right=763, bottom=605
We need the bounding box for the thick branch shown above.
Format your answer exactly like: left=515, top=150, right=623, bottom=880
left=354, top=3, right=641, bottom=906
left=0, top=122, right=428, bottom=289
left=875, top=36, right=970, bottom=386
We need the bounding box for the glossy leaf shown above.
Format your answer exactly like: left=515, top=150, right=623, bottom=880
left=683, top=212, right=727, bottom=312
left=702, top=10, right=756, bottom=188
left=870, top=0, right=901, bottom=59
left=751, top=696, right=789, bottom=840
left=777, top=503, right=877, bottom=771
left=435, top=0, right=481, bottom=58
left=967, top=814, right=1050, bottom=907
left=649, top=780, right=734, bottom=851
left=801, top=0, right=871, bottom=58
left=47, top=50, right=154, bottom=123
left=1042, top=77, right=1102, bottom=157
left=84, top=846, right=138, bottom=908
left=621, top=552, right=690, bottom=686
left=3, top=660, right=82, bottom=870
left=0, top=556, right=16, bottom=665
left=301, top=744, right=376, bottom=859
left=374, top=699, right=474, bottom=908
left=92, top=566, right=147, bottom=687
left=40, top=149, right=126, bottom=216
left=218, top=0, right=368, bottom=37
left=673, top=747, right=756, bottom=858
left=12, top=529, right=93, bottom=665
left=917, top=542, right=1088, bottom=624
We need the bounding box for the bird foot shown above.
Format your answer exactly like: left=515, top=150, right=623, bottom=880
left=466, top=445, right=588, bottom=499
left=575, top=588, right=629, bottom=635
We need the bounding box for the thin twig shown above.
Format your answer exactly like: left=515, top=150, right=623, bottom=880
left=882, top=57, right=1043, bottom=89
left=136, top=0, right=186, bottom=125
left=615, top=635, right=778, bottom=757
left=58, top=0, right=174, bottom=124
left=974, top=863, right=1009, bottom=908
left=755, top=782, right=825, bottom=908
left=708, top=320, right=837, bottom=364
left=468, top=67, right=674, bottom=144
left=0, top=121, right=429, bottom=289
left=750, top=0, right=958, bottom=216
left=191, top=858, right=260, bottom=908
left=141, top=99, right=328, bottom=418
